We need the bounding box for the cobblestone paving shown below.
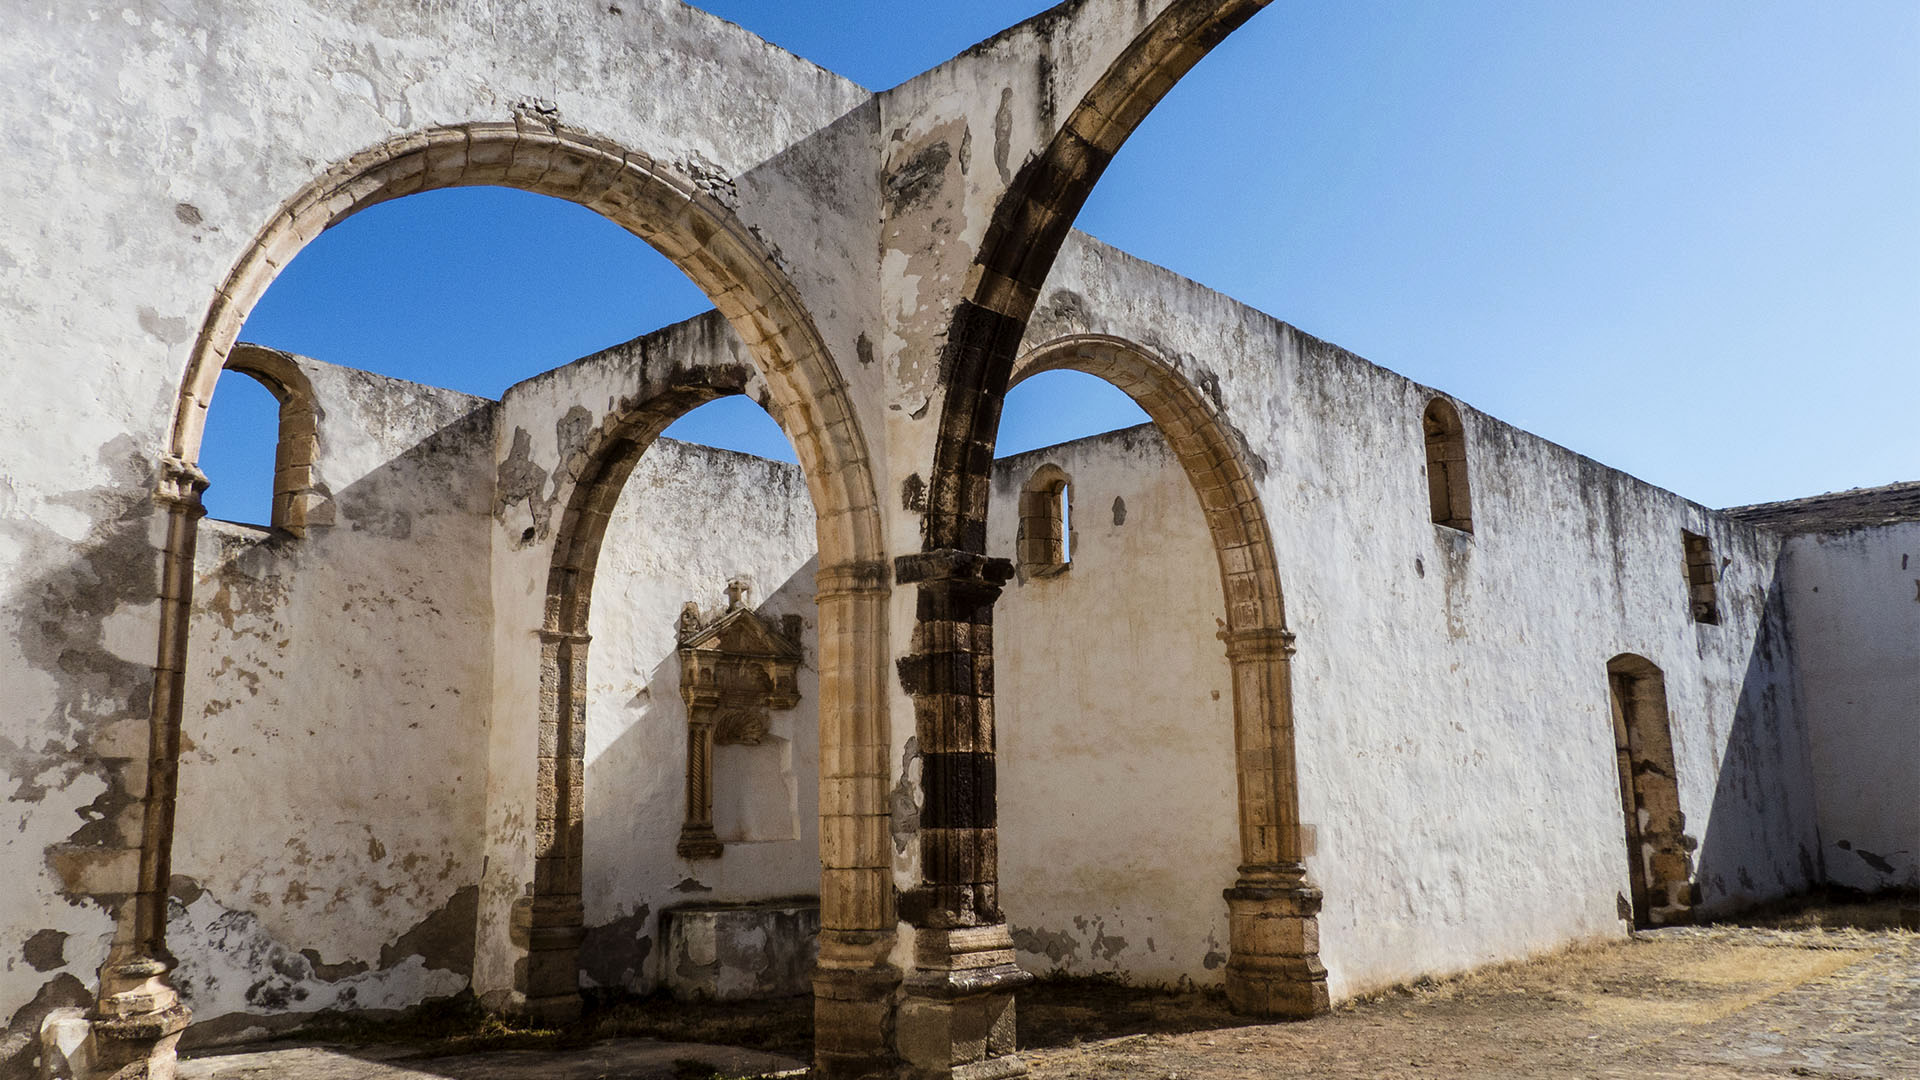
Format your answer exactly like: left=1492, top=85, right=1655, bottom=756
left=1022, top=924, right=1918, bottom=1080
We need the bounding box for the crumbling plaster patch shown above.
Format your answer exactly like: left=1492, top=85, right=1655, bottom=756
left=173, top=358, right=495, bottom=1022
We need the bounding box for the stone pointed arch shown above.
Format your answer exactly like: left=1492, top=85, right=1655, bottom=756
left=122, top=123, right=891, bottom=1076
left=924, top=0, right=1273, bottom=552
left=1012, top=333, right=1325, bottom=1017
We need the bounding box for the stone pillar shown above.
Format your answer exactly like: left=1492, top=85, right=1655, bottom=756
left=524, top=628, right=588, bottom=1024
left=80, top=457, right=207, bottom=1079
left=893, top=551, right=1030, bottom=1080
left=811, top=561, right=901, bottom=1080
left=1219, top=626, right=1327, bottom=1018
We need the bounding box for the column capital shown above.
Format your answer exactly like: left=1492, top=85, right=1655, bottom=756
left=535, top=627, right=592, bottom=646
left=1219, top=625, right=1296, bottom=660
left=154, top=455, right=209, bottom=515
left=895, top=549, right=1014, bottom=589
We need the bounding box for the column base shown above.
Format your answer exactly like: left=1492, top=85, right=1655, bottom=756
left=521, top=898, right=586, bottom=1025
left=896, top=925, right=1032, bottom=1080
left=676, top=825, right=724, bottom=861
left=87, top=1003, right=191, bottom=1080
left=813, top=929, right=902, bottom=1080
left=83, top=956, right=192, bottom=1080
left=1223, top=873, right=1329, bottom=1019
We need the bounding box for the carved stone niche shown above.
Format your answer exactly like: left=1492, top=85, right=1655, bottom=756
left=675, top=579, right=804, bottom=859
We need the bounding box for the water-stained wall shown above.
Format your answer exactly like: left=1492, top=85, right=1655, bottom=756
left=171, top=359, right=496, bottom=1043
left=157, top=342, right=830, bottom=1036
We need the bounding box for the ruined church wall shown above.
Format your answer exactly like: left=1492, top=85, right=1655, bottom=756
left=1007, top=233, right=1820, bottom=999
left=1776, top=522, right=1920, bottom=892
left=172, top=358, right=496, bottom=1042
left=576, top=438, right=821, bottom=996
left=480, top=318, right=822, bottom=1004
left=992, top=427, right=1241, bottom=985
left=158, top=339, right=828, bottom=1032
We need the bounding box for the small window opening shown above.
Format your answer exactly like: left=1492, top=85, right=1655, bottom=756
left=1017, top=464, right=1073, bottom=576
left=1682, top=531, right=1719, bottom=624
left=204, top=346, right=329, bottom=534
left=1422, top=397, right=1473, bottom=532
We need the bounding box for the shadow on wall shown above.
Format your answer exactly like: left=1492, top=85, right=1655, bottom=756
left=1692, top=563, right=1823, bottom=915
left=579, top=557, right=823, bottom=997
left=170, top=401, right=496, bottom=1047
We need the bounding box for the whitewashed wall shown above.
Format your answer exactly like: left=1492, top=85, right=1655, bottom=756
left=993, top=427, right=1240, bottom=985
left=1777, top=522, right=1920, bottom=891
left=0, top=0, right=875, bottom=1046
left=173, top=360, right=495, bottom=1044
left=1005, top=235, right=1823, bottom=999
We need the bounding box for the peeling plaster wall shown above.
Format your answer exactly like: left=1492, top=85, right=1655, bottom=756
left=1776, top=522, right=1920, bottom=892
left=1005, top=233, right=1820, bottom=998
left=993, top=426, right=1239, bottom=984
left=579, top=439, right=820, bottom=996
left=0, top=0, right=875, bottom=1040
left=171, top=358, right=494, bottom=1042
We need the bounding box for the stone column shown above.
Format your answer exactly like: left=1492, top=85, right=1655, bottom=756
left=1219, top=626, right=1327, bottom=1018
left=83, top=457, right=206, bottom=1079
left=524, top=628, right=589, bottom=1024
left=676, top=705, right=723, bottom=859
left=892, top=551, right=1030, bottom=1080
left=811, top=561, right=901, bottom=1080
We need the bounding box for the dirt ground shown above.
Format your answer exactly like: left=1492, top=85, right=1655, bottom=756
left=181, top=898, right=1918, bottom=1080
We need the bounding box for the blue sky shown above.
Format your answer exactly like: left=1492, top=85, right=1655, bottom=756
left=208, top=1, right=1917, bottom=523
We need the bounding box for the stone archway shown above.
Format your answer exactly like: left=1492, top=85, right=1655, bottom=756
left=1011, top=333, right=1325, bottom=1016
left=121, top=122, right=891, bottom=1077
left=888, top=9, right=1283, bottom=1070
left=921, top=0, right=1275, bottom=554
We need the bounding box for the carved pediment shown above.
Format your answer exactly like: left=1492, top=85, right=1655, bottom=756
left=679, top=604, right=804, bottom=661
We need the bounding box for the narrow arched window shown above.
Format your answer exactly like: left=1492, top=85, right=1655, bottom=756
left=218, top=345, right=328, bottom=535
left=1422, top=397, right=1473, bottom=533
left=1017, top=463, right=1073, bottom=576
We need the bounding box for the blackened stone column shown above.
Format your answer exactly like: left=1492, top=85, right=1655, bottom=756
left=893, top=550, right=1030, bottom=1080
